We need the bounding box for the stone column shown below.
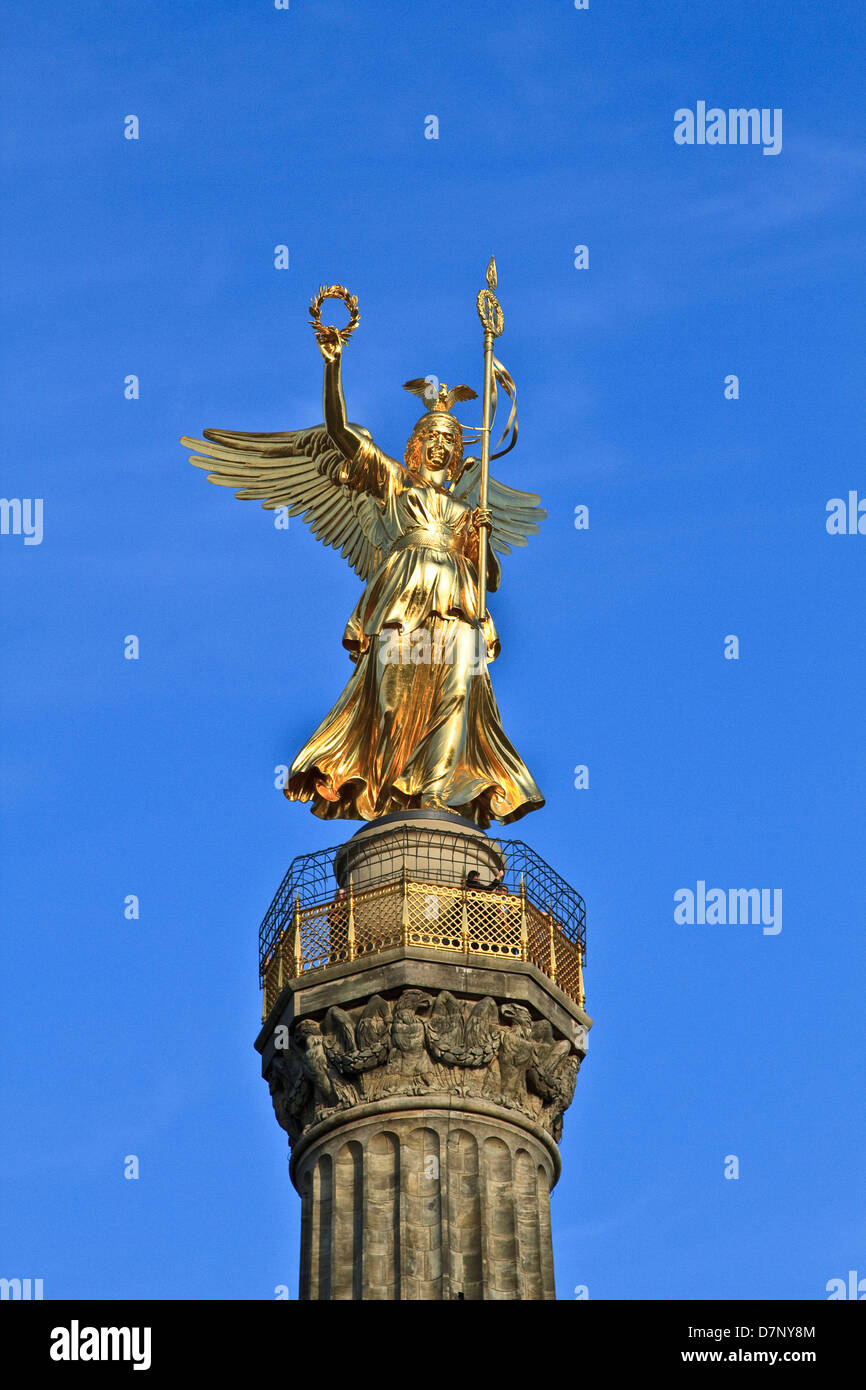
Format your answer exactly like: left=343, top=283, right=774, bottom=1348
left=256, top=814, right=590, bottom=1301
left=294, top=1108, right=557, bottom=1301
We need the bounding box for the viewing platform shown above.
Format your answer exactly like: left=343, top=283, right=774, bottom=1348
left=259, top=818, right=587, bottom=1017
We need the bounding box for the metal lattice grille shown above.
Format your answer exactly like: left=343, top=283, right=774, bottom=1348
left=261, top=876, right=586, bottom=1017
left=260, top=826, right=587, bottom=975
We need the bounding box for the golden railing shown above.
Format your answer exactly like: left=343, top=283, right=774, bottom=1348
left=261, top=875, right=586, bottom=1018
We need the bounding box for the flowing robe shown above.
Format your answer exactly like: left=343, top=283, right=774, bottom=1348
left=286, top=436, right=544, bottom=827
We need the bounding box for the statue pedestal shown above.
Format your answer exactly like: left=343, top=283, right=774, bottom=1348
left=256, top=814, right=590, bottom=1301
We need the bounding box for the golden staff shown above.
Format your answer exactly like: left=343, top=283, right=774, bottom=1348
left=475, top=257, right=505, bottom=624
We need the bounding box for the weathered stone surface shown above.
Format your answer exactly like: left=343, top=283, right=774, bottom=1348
left=263, top=978, right=586, bottom=1148
left=334, top=813, right=506, bottom=892
left=261, top=945, right=589, bottom=1051
left=293, top=1110, right=558, bottom=1301
left=257, top=819, right=591, bottom=1300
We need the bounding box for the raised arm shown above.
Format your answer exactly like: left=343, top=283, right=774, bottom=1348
left=318, top=331, right=362, bottom=461
left=316, top=328, right=403, bottom=503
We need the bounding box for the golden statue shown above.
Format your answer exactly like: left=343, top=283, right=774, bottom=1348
left=181, top=263, right=545, bottom=828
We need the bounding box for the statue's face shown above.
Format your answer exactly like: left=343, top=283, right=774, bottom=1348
left=417, top=420, right=459, bottom=479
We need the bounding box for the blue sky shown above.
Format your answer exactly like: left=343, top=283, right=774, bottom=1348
left=2, top=0, right=864, bottom=1299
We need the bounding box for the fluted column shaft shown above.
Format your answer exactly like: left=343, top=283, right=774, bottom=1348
left=294, top=1110, right=557, bottom=1301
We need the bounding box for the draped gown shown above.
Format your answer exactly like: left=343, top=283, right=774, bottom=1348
left=286, top=435, right=544, bottom=828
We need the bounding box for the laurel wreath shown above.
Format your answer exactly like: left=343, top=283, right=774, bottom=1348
left=309, top=284, right=361, bottom=345
left=475, top=287, right=504, bottom=337
left=325, top=1038, right=391, bottom=1076
left=427, top=1035, right=501, bottom=1069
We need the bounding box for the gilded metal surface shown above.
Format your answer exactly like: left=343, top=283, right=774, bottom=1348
left=308, top=284, right=360, bottom=346
left=182, top=265, right=545, bottom=828
left=261, top=879, right=585, bottom=1016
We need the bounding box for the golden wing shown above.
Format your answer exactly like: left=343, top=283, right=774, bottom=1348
left=451, top=458, right=546, bottom=557
left=180, top=424, right=390, bottom=582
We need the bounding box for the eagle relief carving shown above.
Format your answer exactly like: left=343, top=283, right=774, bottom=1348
left=266, top=989, right=582, bottom=1147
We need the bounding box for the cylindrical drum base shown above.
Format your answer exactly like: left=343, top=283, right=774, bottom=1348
left=334, top=813, right=506, bottom=892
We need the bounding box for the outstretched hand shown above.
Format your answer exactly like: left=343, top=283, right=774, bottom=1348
left=316, top=326, right=343, bottom=365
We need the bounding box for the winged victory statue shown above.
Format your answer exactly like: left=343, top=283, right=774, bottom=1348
left=181, top=265, right=546, bottom=829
